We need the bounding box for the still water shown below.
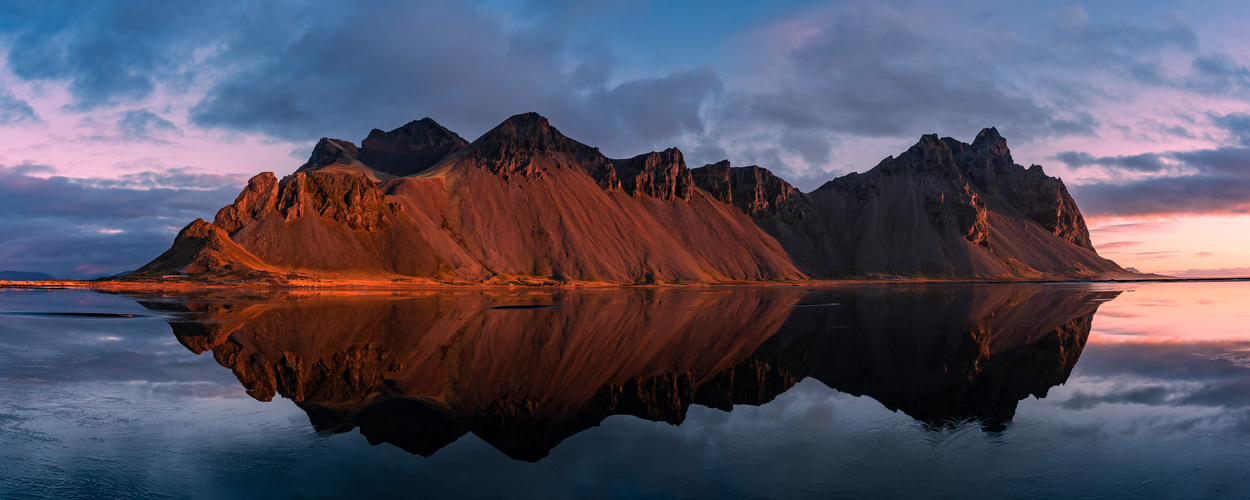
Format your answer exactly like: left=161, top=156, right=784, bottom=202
left=1, top=282, right=1248, bottom=498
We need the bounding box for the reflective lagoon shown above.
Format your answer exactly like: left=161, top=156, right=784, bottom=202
left=2, top=282, right=1249, bottom=498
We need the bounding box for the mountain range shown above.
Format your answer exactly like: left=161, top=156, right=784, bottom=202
left=129, top=113, right=1127, bottom=283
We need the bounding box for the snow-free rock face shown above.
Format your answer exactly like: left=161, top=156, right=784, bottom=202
left=691, top=160, right=809, bottom=220
left=208, top=168, right=484, bottom=280
left=137, top=112, right=803, bottom=283
left=693, top=131, right=1123, bottom=278
left=946, top=128, right=1094, bottom=250
left=357, top=118, right=469, bottom=177
left=608, top=148, right=694, bottom=201
left=299, top=118, right=469, bottom=178
left=801, top=131, right=1118, bottom=277
left=134, top=112, right=1123, bottom=283
left=414, top=113, right=804, bottom=282
left=130, top=218, right=279, bottom=279
left=802, top=134, right=997, bottom=276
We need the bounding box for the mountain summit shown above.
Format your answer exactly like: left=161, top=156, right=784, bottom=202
left=130, top=113, right=1126, bottom=283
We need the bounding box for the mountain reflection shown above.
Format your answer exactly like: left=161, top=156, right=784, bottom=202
left=138, top=285, right=1119, bottom=461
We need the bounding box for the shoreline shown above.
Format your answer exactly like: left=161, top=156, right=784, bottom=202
left=2, top=275, right=1246, bottom=293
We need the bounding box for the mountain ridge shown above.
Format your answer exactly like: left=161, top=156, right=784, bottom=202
left=125, top=112, right=1128, bottom=284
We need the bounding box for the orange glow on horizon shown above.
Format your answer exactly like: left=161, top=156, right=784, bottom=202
left=1087, top=215, right=1250, bottom=276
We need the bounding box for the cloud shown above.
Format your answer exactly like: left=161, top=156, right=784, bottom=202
left=0, top=1, right=230, bottom=109
left=1172, top=267, right=1250, bottom=278
left=1071, top=175, right=1250, bottom=217
left=559, top=67, right=721, bottom=156
left=1097, top=241, right=1144, bottom=250
left=1171, top=147, right=1250, bottom=177
left=718, top=4, right=1060, bottom=141
left=1186, top=52, right=1250, bottom=95
left=0, top=87, right=40, bottom=125
left=1064, top=144, right=1250, bottom=216
left=1055, top=151, right=1168, bottom=172
left=184, top=1, right=718, bottom=157
left=117, top=109, right=180, bottom=141
left=0, top=1, right=719, bottom=158
left=0, top=164, right=243, bottom=278
left=1211, top=112, right=1250, bottom=146
left=1061, top=384, right=1172, bottom=410
left=1074, top=341, right=1250, bottom=384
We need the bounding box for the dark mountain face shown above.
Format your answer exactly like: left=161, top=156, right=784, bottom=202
left=357, top=118, right=470, bottom=177
left=947, top=128, right=1094, bottom=251
left=693, top=130, right=1122, bottom=279
left=301, top=118, right=469, bottom=177
left=129, top=112, right=1124, bottom=283
left=141, top=285, right=1118, bottom=460
left=691, top=160, right=810, bottom=220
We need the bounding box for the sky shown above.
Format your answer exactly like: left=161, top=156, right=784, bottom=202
left=0, top=0, right=1248, bottom=278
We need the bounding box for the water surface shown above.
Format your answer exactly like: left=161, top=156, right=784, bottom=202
left=1, top=282, right=1249, bottom=498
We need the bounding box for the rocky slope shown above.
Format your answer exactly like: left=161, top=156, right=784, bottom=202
left=130, top=113, right=801, bottom=283
left=131, top=113, right=1122, bottom=283
left=691, top=129, right=1124, bottom=278
left=132, top=218, right=282, bottom=280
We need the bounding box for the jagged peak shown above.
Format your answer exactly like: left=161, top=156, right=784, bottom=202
left=355, top=116, right=470, bottom=176
left=499, top=111, right=550, bottom=132
left=618, top=147, right=684, bottom=167
left=404, top=117, right=441, bottom=128
left=315, top=137, right=357, bottom=154
left=298, top=138, right=362, bottom=171
left=466, top=112, right=597, bottom=156
left=913, top=133, right=949, bottom=150
left=940, top=137, right=968, bottom=156
left=971, top=127, right=1006, bottom=148
left=896, top=134, right=958, bottom=169
left=177, top=218, right=219, bottom=240
left=365, top=117, right=465, bottom=144
left=961, top=127, right=1014, bottom=169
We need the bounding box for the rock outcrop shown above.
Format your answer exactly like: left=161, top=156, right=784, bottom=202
left=357, top=118, right=469, bottom=177
left=608, top=148, right=694, bottom=201
left=130, top=218, right=279, bottom=280
left=691, top=160, right=809, bottom=220
left=946, top=128, right=1094, bottom=250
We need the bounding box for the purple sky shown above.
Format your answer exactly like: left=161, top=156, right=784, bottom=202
left=1, top=1, right=1249, bottom=278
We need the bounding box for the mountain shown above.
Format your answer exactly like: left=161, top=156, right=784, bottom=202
left=129, top=113, right=800, bottom=283
left=0, top=271, right=55, bottom=281
left=131, top=218, right=282, bottom=281
left=141, top=285, right=1118, bottom=460
left=691, top=128, right=1124, bottom=278
left=129, top=113, right=1124, bottom=283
